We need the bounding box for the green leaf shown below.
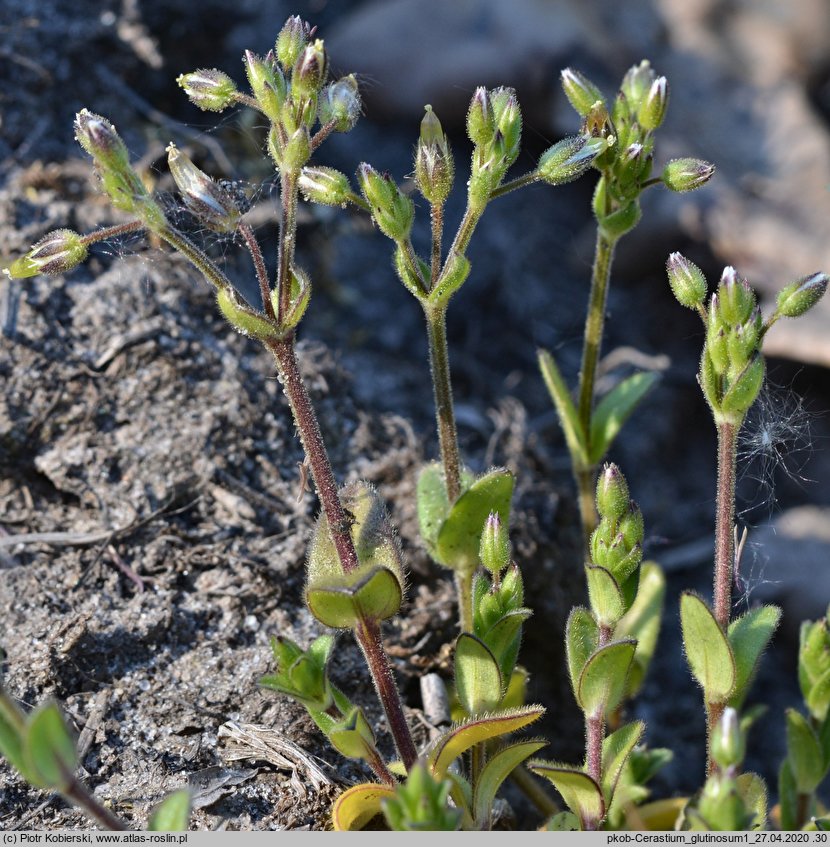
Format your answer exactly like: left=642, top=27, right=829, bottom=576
left=807, top=669, right=830, bottom=724
left=427, top=706, right=545, bottom=779
left=578, top=640, right=637, bottom=719
left=538, top=349, right=589, bottom=469
left=727, top=604, right=781, bottom=707
left=585, top=565, right=625, bottom=628
left=544, top=811, right=581, bottom=830
left=481, top=610, right=530, bottom=683
left=428, top=252, right=471, bottom=306
left=602, top=720, right=645, bottom=807
left=736, top=772, right=767, bottom=830
left=306, top=565, right=402, bottom=629
left=306, top=481, right=405, bottom=627
left=680, top=592, right=735, bottom=703
left=778, top=759, right=798, bottom=832
left=473, top=739, right=546, bottom=828
left=435, top=468, right=514, bottom=574
left=455, top=633, right=503, bottom=716
left=0, top=701, right=26, bottom=778
left=616, top=561, right=665, bottom=699
left=786, top=708, right=826, bottom=794
left=23, top=702, right=77, bottom=791
left=566, top=607, right=599, bottom=700
left=589, top=371, right=659, bottom=464
left=417, top=462, right=451, bottom=551
left=332, top=783, right=396, bottom=831
left=148, top=790, right=191, bottom=831
left=530, top=761, right=604, bottom=828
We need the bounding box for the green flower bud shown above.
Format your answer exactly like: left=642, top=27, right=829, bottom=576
left=281, top=127, right=311, bottom=172
left=166, top=143, right=241, bottom=233
left=662, top=157, right=715, bottom=192
left=243, top=50, right=285, bottom=123
left=667, top=252, right=708, bottom=310
left=561, top=67, right=605, bottom=117
left=276, top=15, right=308, bottom=72
left=538, top=135, right=606, bottom=186
left=596, top=464, right=629, bottom=521
left=75, top=110, right=164, bottom=226
left=357, top=163, right=414, bottom=241
left=299, top=165, right=351, bottom=207
left=292, top=39, right=328, bottom=100
left=5, top=229, right=88, bottom=279
left=466, top=86, right=495, bottom=147
left=620, top=60, right=655, bottom=112
left=638, top=76, right=669, bottom=131
left=720, top=354, right=764, bottom=418
left=710, top=707, right=745, bottom=771
left=415, top=105, right=454, bottom=205
left=480, top=511, right=511, bottom=577
left=618, top=505, right=644, bottom=550
left=319, top=75, right=361, bottom=132
left=74, top=109, right=130, bottom=170
left=717, top=266, right=756, bottom=326
left=491, top=87, right=522, bottom=167
left=776, top=272, right=828, bottom=318
left=176, top=68, right=237, bottom=112
left=217, top=287, right=278, bottom=341
left=261, top=634, right=334, bottom=712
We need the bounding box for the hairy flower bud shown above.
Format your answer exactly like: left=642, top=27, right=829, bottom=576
left=166, top=143, right=241, bottom=233
left=244, top=51, right=285, bottom=123
left=480, top=511, right=511, bottom=577
left=74, top=109, right=130, bottom=170
left=538, top=135, right=605, bottom=185
left=491, top=87, right=522, bottom=167
left=667, top=252, right=708, bottom=310
left=776, top=272, right=828, bottom=318
left=357, top=163, right=414, bottom=241
left=662, top=157, right=715, bottom=192
left=596, top=464, right=629, bottom=521
left=276, top=15, right=308, bottom=71
left=292, top=39, right=328, bottom=101
left=176, top=68, right=237, bottom=112
left=319, top=75, right=361, bottom=132
left=620, top=60, right=655, bottom=113
left=466, top=86, right=495, bottom=147
left=711, top=707, right=745, bottom=771
left=561, top=67, right=605, bottom=117
left=281, top=127, right=312, bottom=172
left=638, top=76, right=669, bottom=131
left=415, top=105, right=454, bottom=204
left=299, top=166, right=351, bottom=206
left=5, top=229, right=88, bottom=279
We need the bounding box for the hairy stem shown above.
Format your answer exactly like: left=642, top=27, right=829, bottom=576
left=239, top=223, right=275, bottom=321
left=157, top=225, right=234, bottom=292
left=488, top=172, right=538, bottom=201
left=267, top=336, right=416, bottom=769
left=79, top=220, right=145, bottom=246
left=447, top=206, right=484, bottom=259
left=584, top=625, right=612, bottom=829
left=713, top=422, right=738, bottom=631
left=577, top=229, right=617, bottom=444
left=430, top=203, right=444, bottom=289
left=276, top=171, right=299, bottom=324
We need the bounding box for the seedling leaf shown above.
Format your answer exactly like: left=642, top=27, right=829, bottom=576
left=530, top=761, right=604, bottom=828
left=23, top=702, right=77, bottom=791
left=566, top=607, right=599, bottom=699
left=786, top=708, right=826, bottom=794
left=602, top=720, right=645, bottom=806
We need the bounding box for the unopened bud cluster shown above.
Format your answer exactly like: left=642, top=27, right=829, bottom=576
left=180, top=16, right=360, bottom=176
left=382, top=763, right=461, bottom=831
left=588, top=465, right=644, bottom=623
left=558, top=60, right=714, bottom=239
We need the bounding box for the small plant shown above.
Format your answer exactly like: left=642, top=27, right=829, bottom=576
left=2, top=11, right=829, bottom=833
